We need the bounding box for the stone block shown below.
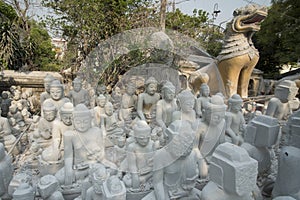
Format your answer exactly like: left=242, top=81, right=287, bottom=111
left=273, top=146, right=300, bottom=199
left=289, top=116, right=300, bottom=148
left=209, top=142, right=258, bottom=196
left=244, top=115, right=279, bottom=147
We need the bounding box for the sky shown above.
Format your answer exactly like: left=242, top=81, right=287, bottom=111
left=28, top=0, right=271, bottom=35
left=175, top=0, right=271, bottom=27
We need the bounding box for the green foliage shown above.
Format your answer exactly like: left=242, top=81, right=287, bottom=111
left=0, top=1, right=25, bottom=69
left=0, top=1, right=59, bottom=71
left=29, top=20, right=58, bottom=71
left=254, top=0, right=300, bottom=77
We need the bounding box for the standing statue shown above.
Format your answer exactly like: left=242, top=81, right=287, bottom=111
left=119, top=82, right=137, bottom=125
left=137, top=77, right=160, bottom=125
left=217, top=4, right=268, bottom=98
left=93, top=94, right=107, bottom=127
left=67, top=77, right=90, bottom=107
left=156, top=81, right=177, bottom=133
left=197, top=95, right=227, bottom=161
left=225, top=94, right=246, bottom=145
left=195, top=83, right=211, bottom=118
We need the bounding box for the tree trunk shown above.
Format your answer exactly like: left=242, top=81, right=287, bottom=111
left=160, top=0, right=167, bottom=32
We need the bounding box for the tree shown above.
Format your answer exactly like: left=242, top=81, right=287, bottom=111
left=42, top=0, right=158, bottom=70
left=0, top=1, right=58, bottom=71
left=254, top=0, right=300, bottom=78
left=0, top=1, right=26, bottom=70
left=166, top=8, right=223, bottom=57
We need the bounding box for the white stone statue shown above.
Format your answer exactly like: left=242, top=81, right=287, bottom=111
left=225, top=94, right=246, bottom=145
left=201, top=142, right=261, bottom=200
left=40, top=74, right=55, bottom=105
left=67, top=77, right=90, bottom=107
left=137, top=77, right=160, bottom=125
left=0, top=143, right=13, bottom=199
left=266, top=80, right=299, bottom=120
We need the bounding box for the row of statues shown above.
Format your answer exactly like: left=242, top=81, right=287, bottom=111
left=0, top=73, right=299, bottom=200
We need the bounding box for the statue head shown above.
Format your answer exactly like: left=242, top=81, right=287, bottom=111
left=60, top=102, right=74, bottom=126
left=203, top=95, right=227, bottom=126
left=13, top=90, right=21, bottom=101
left=165, top=121, right=195, bottom=158
left=200, top=83, right=210, bottom=97
left=89, top=163, right=108, bottom=194
left=38, top=175, right=59, bottom=199
left=44, top=74, right=55, bottom=93
left=105, top=102, right=114, bottom=116
left=73, top=104, right=92, bottom=132
left=126, top=82, right=136, bottom=95
left=162, top=81, right=175, bottom=101
left=96, top=94, right=107, bottom=107
left=1, top=92, right=8, bottom=99
left=49, top=80, right=64, bottom=101
left=72, top=77, right=83, bottom=92
left=177, top=90, right=195, bottom=113
left=275, top=80, right=299, bottom=103
left=96, top=84, right=107, bottom=95
left=133, top=120, right=151, bottom=147
left=228, top=94, right=243, bottom=113
left=42, top=101, right=57, bottom=122
left=145, top=77, right=158, bottom=95
left=106, top=176, right=123, bottom=194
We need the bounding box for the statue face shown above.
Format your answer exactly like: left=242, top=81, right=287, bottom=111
left=105, top=104, right=114, bottom=116
left=135, top=133, right=150, bottom=147
left=146, top=83, right=157, bottom=95
left=61, top=113, right=72, bottom=126
left=164, top=88, right=175, bottom=101
left=50, top=87, right=63, bottom=100
left=201, top=87, right=210, bottom=97
left=43, top=110, right=56, bottom=122
left=206, top=110, right=225, bottom=126
left=73, top=83, right=82, bottom=92
left=126, top=85, right=135, bottom=95
left=97, top=99, right=106, bottom=107
left=180, top=99, right=195, bottom=113
left=230, top=102, right=243, bottom=113
left=74, top=116, right=91, bottom=132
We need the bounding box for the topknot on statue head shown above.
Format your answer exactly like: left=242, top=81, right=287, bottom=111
left=133, top=120, right=151, bottom=138
left=60, top=102, right=74, bottom=114
left=145, top=77, right=158, bottom=86
left=162, top=81, right=176, bottom=93
left=50, top=79, right=63, bottom=89
left=73, top=104, right=91, bottom=118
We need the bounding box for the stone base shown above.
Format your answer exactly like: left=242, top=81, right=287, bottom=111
left=126, top=190, right=151, bottom=200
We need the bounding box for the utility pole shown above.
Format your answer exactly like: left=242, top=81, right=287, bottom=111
left=160, top=0, right=167, bottom=32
